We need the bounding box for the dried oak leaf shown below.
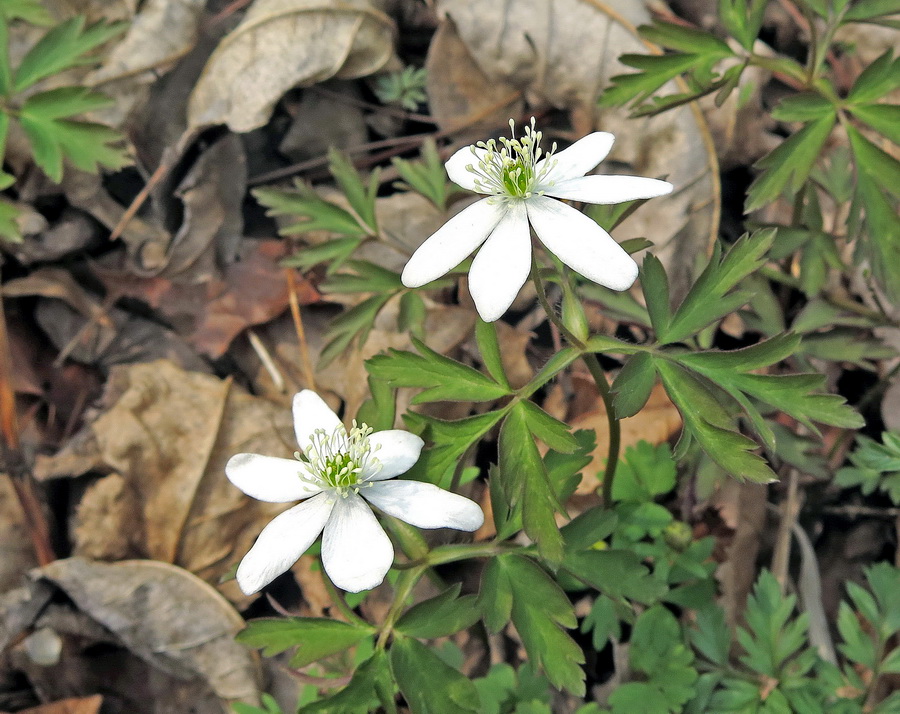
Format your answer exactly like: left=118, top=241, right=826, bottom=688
left=188, top=0, right=396, bottom=132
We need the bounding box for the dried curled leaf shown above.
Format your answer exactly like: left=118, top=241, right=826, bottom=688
left=188, top=0, right=396, bottom=132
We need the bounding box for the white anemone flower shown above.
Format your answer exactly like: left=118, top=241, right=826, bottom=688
left=227, top=390, right=484, bottom=594
left=401, top=119, right=674, bottom=322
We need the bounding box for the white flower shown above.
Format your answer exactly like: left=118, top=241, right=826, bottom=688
left=401, top=119, right=674, bottom=322
left=226, top=390, right=484, bottom=594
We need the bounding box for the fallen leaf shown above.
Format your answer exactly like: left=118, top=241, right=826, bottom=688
left=279, top=83, right=369, bottom=161
left=34, top=361, right=297, bottom=606
left=569, top=381, right=682, bottom=494
left=85, top=0, right=207, bottom=128
left=424, top=17, right=523, bottom=134
left=0, top=475, right=38, bottom=593
left=188, top=0, right=396, bottom=132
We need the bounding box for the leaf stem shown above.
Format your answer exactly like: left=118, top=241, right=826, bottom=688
left=530, top=257, right=622, bottom=504
left=376, top=565, right=427, bottom=649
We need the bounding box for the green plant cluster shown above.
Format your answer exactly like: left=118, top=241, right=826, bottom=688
left=0, top=1, right=128, bottom=240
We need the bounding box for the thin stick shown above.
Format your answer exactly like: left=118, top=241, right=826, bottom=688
left=286, top=270, right=316, bottom=391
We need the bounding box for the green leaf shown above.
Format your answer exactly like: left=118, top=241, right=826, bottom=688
left=475, top=318, right=511, bottom=390
left=355, top=376, right=396, bottom=432
left=303, top=650, right=391, bottom=714
left=581, top=594, right=622, bottom=651
left=564, top=548, right=667, bottom=604
left=396, top=584, right=481, bottom=639
left=612, top=441, right=677, bottom=502
left=641, top=254, right=671, bottom=336
left=499, top=404, right=564, bottom=562
left=843, top=0, right=900, bottom=21
left=836, top=433, right=900, bottom=504
left=319, top=292, right=394, bottom=367
left=328, top=148, right=378, bottom=234
left=690, top=605, right=731, bottom=667
left=392, top=137, right=454, bottom=210
left=519, top=400, right=578, bottom=453
left=236, top=618, right=374, bottom=667
left=320, top=260, right=403, bottom=294
left=849, top=103, right=900, bottom=145
left=253, top=182, right=369, bottom=238
left=656, top=358, right=777, bottom=483
left=0, top=198, right=22, bottom=243
left=0, top=0, right=53, bottom=24
left=639, top=21, right=733, bottom=54
left=846, top=50, right=900, bottom=103
left=611, top=352, right=657, bottom=419
left=398, top=290, right=426, bottom=339
left=367, top=338, right=511, bottom=404
left=560, top=505, right=618, bottom=552
left=14, top=17, right=125, bottom=92
left=20, top=86, right=112, bottom=119
left=0, top=18, right=11, bottom=96
left=770, top=93, right=835, bottom=122
left=402, top=410, right=504, bottom=486
left=719, top=0, right=768, bottom=49
left=482, top=555, right=586, bottom=695
left=746, top=114, right=835, bottom=212
left=661, top=230, right=775, bottom=344
left=848, top=123, right=900, bottom=199
left=599, top=53, right=710, bottom=108
left=280, top=237, right=363, bottom=273
left=391, top=637, right=480, bottom=714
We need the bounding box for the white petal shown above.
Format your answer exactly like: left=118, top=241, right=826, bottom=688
left=321, top=494, right=394, bottom=592
left=363, top=480, right=484, bottom=531
left=401, top=199, right=506, bottom=288
left=236, top=493, right=334, bottom=595
left=444, top=145, right=489, bottom=192
left=542, top=175, right=673, bottom=205
left=293, top=390, right=342, bottom=451
left=468, top=200, right=532, bottom=322
left=362, top=430, right=424, bottom=481
left=526, top=195, right=638, bottom=291
left=226, top=453, right=322, bottom=502
left=539, top=132, right=615, bottom=182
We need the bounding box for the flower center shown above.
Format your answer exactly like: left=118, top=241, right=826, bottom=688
left=466, top=118, right=557, bottom=200
left=303, top=420, right=381, bottom=496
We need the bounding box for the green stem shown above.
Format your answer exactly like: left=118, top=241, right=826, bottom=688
left=531, top=258, right=622, bottom=504
left=375, top=565, right=427, bottom=649
left=321, top=565, right=370, bottom=628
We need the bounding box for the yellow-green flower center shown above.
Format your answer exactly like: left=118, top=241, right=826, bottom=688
left=303, top=421, right=380, bottom=496
left=466, top=118, right=557, bottom=200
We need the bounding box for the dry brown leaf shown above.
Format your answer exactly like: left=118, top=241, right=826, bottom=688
left=425, top=17, right=523, bottom=134
left=188, top=0, right=396, bottom=132
left=85, top=0, right=206, bottom=128
left=569, top=382, right=682, bottom=495
left=37, top=558, right=260, bottom=706
left=0, top=474, right=39, bottom=593
left=35, top=360, right=297, bottom=605
left=7, top=695, right=103, bottom=714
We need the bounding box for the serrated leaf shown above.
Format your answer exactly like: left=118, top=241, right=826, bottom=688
left=396, top=584, right=481, bottom=639
left=847, top=50, right=900, bottom=103
left=499, top=404, right=564, bottom=562
left=280, top=236, right=363, bottom=273
left=475, top=318, right=511, bottom=390
left=719, top=0, right=768, bottom=49
left=656, top=358, right=777, bottom=483
left=519, top=400, right=578, bottom=453
left=319, top=260, right=402, bottom=294
left=661, top=230, right=775, bottom=344
left=328, top=148, right=378, bottom=234
left=236, top=618, right=373, bottom=667
left=746, top=114, right=835, bottom=212
left=392, top=137, right=454, bottom=210
left=612, top=441, right=677, bottom=502
left=599, top=53, right=709, bottom=108
left=14, top=17, right=125, bottom=92
left=319, top=292, right=394, bottom=367
left=611, top=352, right=657, bottom=419
left=581, top=594, right=621, bottom=651
left=20, top=86, right=112, bottom=119
left=500, top=555, right=586, bottom=695
left=253, top=182, right=368, bottom=238
left=367, top=338, right=511, bottom=404
left=639, top=20, right=733, bottom=55
left=560, top=505, right=618, bottom=552
left=563, top=548, right=667, bottom=604
left=391, top=637, right=480, bottom=714
left=848, top=123, right=900, bottom=199
left=398, top=290, right=426, bottom=339
left=302, top=650, right=390, bottom=714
